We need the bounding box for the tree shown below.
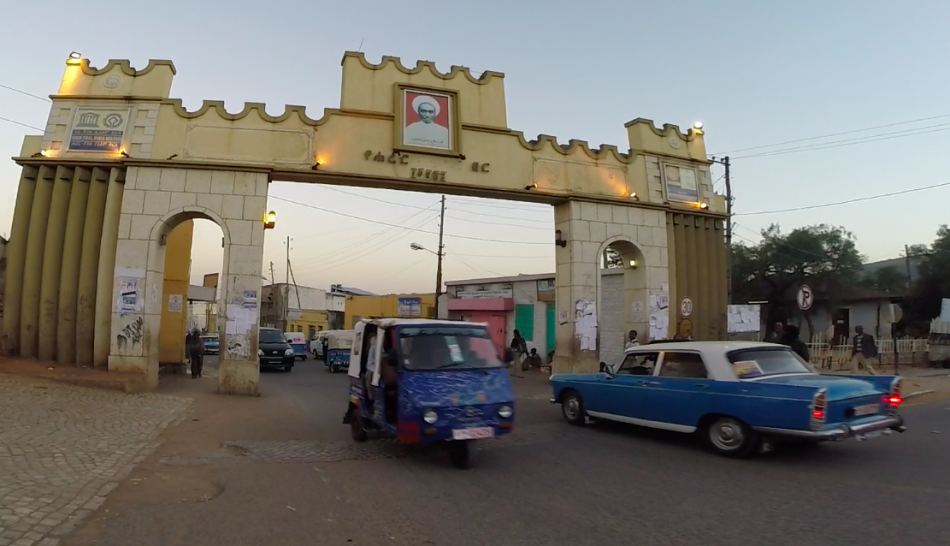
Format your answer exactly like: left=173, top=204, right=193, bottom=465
left=730, top=224, right=865, bottom=337
left=907, top=225, right=950, bottom=325
left=860, top=266, right=906, bottom=293
left=903, top=244, right=930, bottom=257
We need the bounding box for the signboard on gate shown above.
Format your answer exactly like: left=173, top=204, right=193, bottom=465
left=398, top=298, right=421, bottom=317
left=67, top=108, right=131, bottom=152
left=680, top=297, right=693, bottom=318
left=797, top=285, right=813, bottom=311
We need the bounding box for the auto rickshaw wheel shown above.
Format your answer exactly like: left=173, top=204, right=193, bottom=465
left=448, top=441, right=471, bottom=469
left=350, top=414, right=368, bottom=442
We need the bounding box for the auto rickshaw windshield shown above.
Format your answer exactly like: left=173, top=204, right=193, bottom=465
left=397, top=327, right=503, bottom=371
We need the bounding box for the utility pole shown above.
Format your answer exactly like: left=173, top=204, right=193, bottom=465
left=283, top=237, right=291, bottom=332
left=711, top=156, right=733, bottom=303
left=904, top=244, right=913, bottom=289
left=435, top=195, right=446, bottom=315
left=269, top=261, right=275, bottom=285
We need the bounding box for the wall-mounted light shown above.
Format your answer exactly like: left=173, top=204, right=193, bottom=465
left=525, top=183, right=538, bottom=191
left=311, top=160, right=322, bottom=171
left=628, top=259, right=638, bottom=269
left=628, top=191, right=639, bottom=201
left=699, top=202, right=709, bottom=210
left=67, top=52, right=82, bottom=65
left=693, top=121, right=704, bottom=130
left=31, top=150, right=49, bottom=158
left=554, top=229, right=567, bottom=248
left=263, top=210, right=277, bottom=230
left=119, top=150, right=130, bottom=158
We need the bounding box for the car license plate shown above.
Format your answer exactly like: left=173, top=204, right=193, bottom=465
left=856, top=430, right=883, bottom=441
left=853, top=403, right=880, bottom=416
left=452, top=427, right=494, bottom=440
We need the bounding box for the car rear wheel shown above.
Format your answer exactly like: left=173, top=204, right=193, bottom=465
left=703, top=416, right=759, bottom=458
left=560, top=390, right=586, bottom=426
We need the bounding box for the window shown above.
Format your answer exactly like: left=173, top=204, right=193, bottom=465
left=397, top=327, right=503, bottom=370
left=259, top=329, right=286, bottom=344
left=616, top=352, right=659, bottom=375
left=658, top=352, right=708, bottom=379
left=727, top=348, right=814, bottom=379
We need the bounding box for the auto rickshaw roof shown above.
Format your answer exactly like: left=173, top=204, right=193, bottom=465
left=360, top=318, right=486, bottom=329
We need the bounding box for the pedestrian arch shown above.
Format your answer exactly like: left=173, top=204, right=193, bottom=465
left=2, top=51, right=728, bottom=394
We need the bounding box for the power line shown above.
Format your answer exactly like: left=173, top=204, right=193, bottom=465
left=269, top=195, right=550, bottom=245
left=318, top=185, right=551, bottom=226
left=0, top=84, right=51, bottom=103
left=734, top=182, right=950, bottom=216
left=731, top=123, right=950, bottom=160
left=450, top=252, right=552, bottom=259
left=710, top=113, right=950, bottom=156
left=0, top=116, right=43, bottom=132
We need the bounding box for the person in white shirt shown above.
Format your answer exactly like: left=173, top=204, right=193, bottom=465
left=404, top=95, right=449, bottom=149
left=365, top=335, right=377, bottom=399
left=624, top=329, right=640, bottom=350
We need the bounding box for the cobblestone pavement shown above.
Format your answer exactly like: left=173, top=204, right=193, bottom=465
left=0, top=373, right=191, bottom=546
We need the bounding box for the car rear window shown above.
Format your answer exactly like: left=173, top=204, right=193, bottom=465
left=727, top=348, right=814, bottom=379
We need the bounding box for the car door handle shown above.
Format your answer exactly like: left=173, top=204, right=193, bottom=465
left=694, top=383, right=709, bottom=388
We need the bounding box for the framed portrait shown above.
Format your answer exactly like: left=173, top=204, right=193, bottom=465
left=393, top=84, right=461, bottom=157
left=661, top=163, right=700, bottom=204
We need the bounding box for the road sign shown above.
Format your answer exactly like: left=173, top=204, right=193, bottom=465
left=680, top=297, right=693, bottom=317
left=796, top=285, right=813, bottom=311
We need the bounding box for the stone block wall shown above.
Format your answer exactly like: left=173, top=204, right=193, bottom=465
left=109, top=166, right=268, bottom=394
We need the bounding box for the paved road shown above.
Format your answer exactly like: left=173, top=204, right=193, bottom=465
left=9, top=358, right=948, bottom=546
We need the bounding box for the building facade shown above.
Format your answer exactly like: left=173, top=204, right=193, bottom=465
left=344, top=293, right=436, bottom=329
left=260, top=283, right=330, bottom=337
left=445, top=270, right=629, bottom=366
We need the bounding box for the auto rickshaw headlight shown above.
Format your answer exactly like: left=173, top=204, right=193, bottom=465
left=423, top=409, right=438, bottom=424
left=498, top=405, right=513, bottom=418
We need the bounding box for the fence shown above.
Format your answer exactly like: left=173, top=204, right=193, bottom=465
left=803, top=335, right=928, bottom=370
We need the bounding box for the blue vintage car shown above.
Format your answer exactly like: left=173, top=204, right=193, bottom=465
left=550, top=341, right=907, bottom=457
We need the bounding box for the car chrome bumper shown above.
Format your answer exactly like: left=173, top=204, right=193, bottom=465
left=753, top=415, right=907, bottom=441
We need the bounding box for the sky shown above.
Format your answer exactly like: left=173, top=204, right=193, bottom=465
left=2, top=0, right=949, bottom=295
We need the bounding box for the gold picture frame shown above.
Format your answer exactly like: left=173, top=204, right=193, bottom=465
left=393, top=83, right=461, bottom=157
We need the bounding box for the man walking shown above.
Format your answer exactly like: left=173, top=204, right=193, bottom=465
left=189, top=329, right=205, bottom=378
left=848, top=325, right=878, bottom=375
left=510, top=330, right=528, bottom=370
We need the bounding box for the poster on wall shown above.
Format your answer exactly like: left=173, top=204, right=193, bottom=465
left=167, top=294, right=183, bottom=313
left=118, top=278, right=139, bottom=316
left=398, top=298, right=422, bottom=317
left=663, top=164, right=700, bottom=203
left=394, top=84, right=460, bottom=156
left=727, top=305, right=761, bottom=333
left=243, top=290, right=258, bottom=309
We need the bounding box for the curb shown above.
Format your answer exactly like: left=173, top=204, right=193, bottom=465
left=905, top=390, right=935, bottom=400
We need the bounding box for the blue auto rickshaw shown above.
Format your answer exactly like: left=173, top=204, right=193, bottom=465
left=342, top=318, right=515, bottom=469
left=325, top=330, right=355, bottom=373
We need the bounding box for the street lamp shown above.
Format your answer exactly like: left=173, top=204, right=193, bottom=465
left=410, top=242, right=444, bottom=312
left=263, top=210, right=276, bottom=230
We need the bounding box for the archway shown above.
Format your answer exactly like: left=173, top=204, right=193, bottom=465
left=597, top=237, right=648, bottom=366
left=2, top=52, right=728, bottom=392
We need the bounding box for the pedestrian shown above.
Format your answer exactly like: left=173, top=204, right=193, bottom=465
left=510, top=330, right=528, bottom=369
left=184, top=331, right=193, bottom=369
left=522, top=348, right=543, bottom=371
left=781, top=324, right=810, bottom=362
left=624, top=330, right=640, bottom=350
left=770, top=322, right=784, bottom=343
left=189, top=329, right=205, bottom=378
left=848, top=325, right=879, bottom=375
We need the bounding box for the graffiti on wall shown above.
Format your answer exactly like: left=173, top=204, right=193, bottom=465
left=116, top=316, right=144, bottom=352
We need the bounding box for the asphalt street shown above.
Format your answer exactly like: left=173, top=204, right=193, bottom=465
left=61, top=356, right=950, bottom=546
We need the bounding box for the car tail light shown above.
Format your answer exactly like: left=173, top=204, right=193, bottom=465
left=810, top=389, right=827, bottom=431
left=887, top=378, right=902, bottom=413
